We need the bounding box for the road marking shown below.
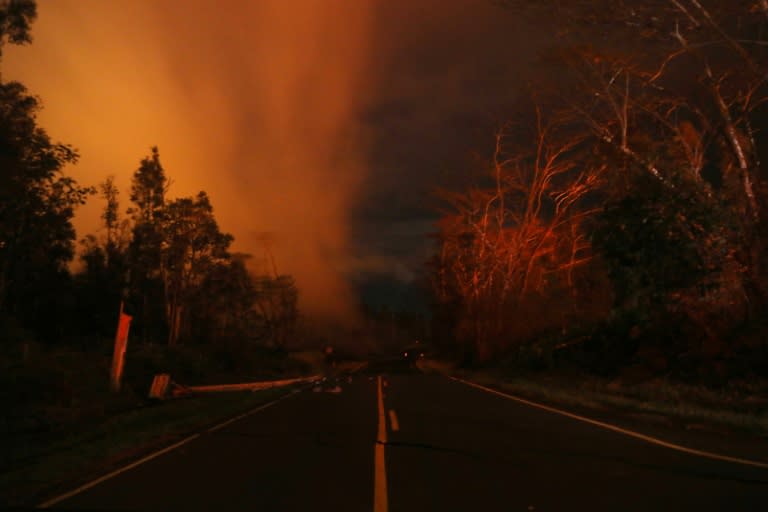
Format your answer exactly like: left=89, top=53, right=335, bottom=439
left=450, top=376, right=768, bottom=470
left=374, top=376, right=389, bottom=512
left=38, top=385, right=313, bottom=508
left=37, top=433, right=200, bottom=509
left=388, top=409, right=400, bottom=432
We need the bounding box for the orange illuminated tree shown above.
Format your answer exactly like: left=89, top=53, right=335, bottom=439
left=502, top=0, right=768, bottom=370
left=506, top=0, right=768, bottom=312
left=433, top=112, right=603, bottom=361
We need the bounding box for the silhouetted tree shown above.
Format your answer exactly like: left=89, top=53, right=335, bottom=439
left=73, top=176, right=131, bottom=337
left=160, top=191, right=233, bottom=345
left=0, top=0, right=36, bottom=64
left=127, top=147, right=168, bottom=342
left=253, top=274, right=298, bottom=349
left=0, top=81, right=91, bottom=331
left=129, top=147, right=167, bottom=225
left=189, top=253, right=259, bottom=342
left=593, top=167, right=733, bottom=312
left=99, top=176, right=121, bottom=262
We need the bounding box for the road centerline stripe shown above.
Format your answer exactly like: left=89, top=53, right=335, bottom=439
left=374, top=376, right=389, bottom=512
left=450, top=375, right=768, bottom=470
left=388, top=409, right=400, bottom=432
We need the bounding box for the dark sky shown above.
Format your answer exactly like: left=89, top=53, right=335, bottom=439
left=354, top=1, right=548, bottom=286
left=5, top=0, right=552, bottom=322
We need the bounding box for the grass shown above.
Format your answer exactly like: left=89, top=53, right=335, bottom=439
left=418, top=359, right=768, bottom=435
left=0, top=386, right=303, bottom=508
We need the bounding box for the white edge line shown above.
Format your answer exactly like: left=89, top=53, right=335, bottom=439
left=37, top=433, right=201, bottom=509
left=38, top=382, right=314, bottom=508
left=206, top=393, right=287, bottom=433
left=449, top=376, right=768, bottom=470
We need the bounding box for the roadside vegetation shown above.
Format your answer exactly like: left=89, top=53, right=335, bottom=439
left=427, top=1, right=768, bottom=418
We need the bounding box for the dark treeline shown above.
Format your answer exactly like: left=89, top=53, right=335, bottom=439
left=361, top=304, right=429, bottom=352
left=0, top=1, right=298, bottom=367
left=75, top=148, right=299, bottom=350
left=430, top=1, right=768, bottom=384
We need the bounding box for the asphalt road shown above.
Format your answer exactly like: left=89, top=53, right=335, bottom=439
left=45, top=360, right=767, bottom=511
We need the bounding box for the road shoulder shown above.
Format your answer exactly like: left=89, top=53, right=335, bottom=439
left=418, top=359, right=768, bottom=468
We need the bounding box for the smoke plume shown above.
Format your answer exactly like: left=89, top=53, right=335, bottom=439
left=5, top=0, right=375, bottom=324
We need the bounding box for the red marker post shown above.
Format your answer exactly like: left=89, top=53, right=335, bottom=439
left=110, top=301, right=132, bottom=392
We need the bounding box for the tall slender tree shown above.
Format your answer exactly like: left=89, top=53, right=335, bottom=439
left=74, top=175, right=132, bottom=337
left=160, top=191, right=232, bottom=345
left=99, top=175, right=124, bottom=265
left=127, top=147, right=169, bottom=342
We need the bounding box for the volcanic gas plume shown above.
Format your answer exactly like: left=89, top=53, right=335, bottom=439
left=5, top=0, right=375, bottom=324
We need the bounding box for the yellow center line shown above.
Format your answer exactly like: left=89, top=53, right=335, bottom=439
left=388, top=409, right=400, bottom=432
left=374, top=376, right=388, bottom=512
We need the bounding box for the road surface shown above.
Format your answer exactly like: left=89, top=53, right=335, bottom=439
left=44, top=360, right=767, bottom=511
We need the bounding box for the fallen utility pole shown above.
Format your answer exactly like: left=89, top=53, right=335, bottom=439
left=148, top=374, right=321, bottom=399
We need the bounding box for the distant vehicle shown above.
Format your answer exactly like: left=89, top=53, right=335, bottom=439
left=401, top=342, right=426, bottom=363
left=324, top=345, right=337, bottom=367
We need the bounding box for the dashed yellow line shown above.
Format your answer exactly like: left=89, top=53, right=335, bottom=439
left=388, top=409, right=400, bottom=432
left=450, top=376, right=768, bottom=470
left=374, top=376, right=389, bottom=512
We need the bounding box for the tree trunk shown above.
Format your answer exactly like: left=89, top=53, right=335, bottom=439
left=142, top=293, right=150, bottom=344
left=167, top=299, right=183, bottom=346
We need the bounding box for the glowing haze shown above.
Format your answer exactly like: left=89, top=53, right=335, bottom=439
left=5, top=1, right=375, bottom=323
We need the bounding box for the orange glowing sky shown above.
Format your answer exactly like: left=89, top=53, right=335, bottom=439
left=6, top=0, right=376, bottom=322
left=4, top=1, right=544, bottom=323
